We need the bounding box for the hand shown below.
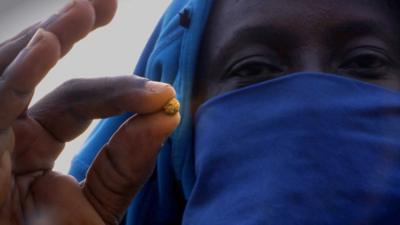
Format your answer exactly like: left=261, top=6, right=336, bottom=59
left=0, top=1, right=180, bottom=225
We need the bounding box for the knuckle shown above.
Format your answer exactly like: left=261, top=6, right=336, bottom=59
left=42, top=31, right=62, bottom=57
left=59, top=78, right=86, bottom=93
left=56, top=78, right=89, bottom=106
left=127, top=118, right=163, bottom=142
left=60, top=78, right=83, bottom=88
left=103, top=143, right=151, bottom=185
left=83, top=181, right=121, bottom=225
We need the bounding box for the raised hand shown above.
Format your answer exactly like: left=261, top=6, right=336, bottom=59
left=0, top=1, right=180, bottom=224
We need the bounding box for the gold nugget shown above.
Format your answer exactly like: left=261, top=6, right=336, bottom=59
left=163, top=98, right=180, bottom=115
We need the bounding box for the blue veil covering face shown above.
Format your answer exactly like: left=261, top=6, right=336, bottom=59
left=70, top=0, right=400, bottom=224
left=69, top=0, right=213, bottom=224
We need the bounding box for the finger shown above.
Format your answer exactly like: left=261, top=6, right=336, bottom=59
left=83, top=111, right=181, bottom=224
left=14, top=77, right=174, bottom=174
left=12, top=117, right=65, bottom=175
left=28, top=76, right=176, bottom=142
left=90, top=0, right=118, bottom=28
left=0, top=29, right=60, bottom=129
left=0, top=23, right=40, bottom=49
left=0, top=128, right=13, bottom=207
left=0, top=0, right=95, bottom=73
left=41, top=0, right=96, bottom=56
left=0, top=0, right=115, bottom=73
left=0, top=23, right=40, bottom=73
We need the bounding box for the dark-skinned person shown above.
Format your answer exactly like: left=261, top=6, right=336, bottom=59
left=0, top=0, right=180, bottom=224
left=70, top=0, right=400, bottom=224
left=1, top=0, right=400, bottom=225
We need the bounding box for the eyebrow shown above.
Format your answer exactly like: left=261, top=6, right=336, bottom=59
left=327, top=20, right=392, bottom=44
left=215, top=19, right=392, bottom=64
left=213, top=25, right=297, bottom=70
left=217, top=24, right=298, bottom=59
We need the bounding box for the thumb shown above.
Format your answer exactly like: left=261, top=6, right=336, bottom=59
left=81, top=110, right=180, bottom=224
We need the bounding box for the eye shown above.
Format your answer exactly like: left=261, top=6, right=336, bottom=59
left=232, top=62, right=282, bottom=77
left=340, top=54, right=386, bottom=69
left=338, top=48, right=392, bottom=79
left=225, top=56, right=284, bottom=87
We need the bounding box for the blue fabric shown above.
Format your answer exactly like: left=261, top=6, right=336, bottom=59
left=69, top=1, right=213, bottom=224
left=183, top=72, right=400, bottom=225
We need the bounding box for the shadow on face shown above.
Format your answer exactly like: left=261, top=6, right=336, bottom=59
left=192, top=0, right=400, bottom=111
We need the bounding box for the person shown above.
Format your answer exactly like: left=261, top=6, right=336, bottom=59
left=0, top=0, right=180, bottom=224
left=71, top=0, right=400, bottom=224
left=1, top=0, right=400, bottom=224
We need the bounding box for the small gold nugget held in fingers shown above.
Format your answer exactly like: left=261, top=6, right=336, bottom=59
left=164, top=98, right=180, bottom=115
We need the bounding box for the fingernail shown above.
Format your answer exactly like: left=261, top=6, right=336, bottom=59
left=145, top=81, right=170, bottom=93
left=27, top=28, right=45, bottom=48
left=58, top=0, right=76, bottom=14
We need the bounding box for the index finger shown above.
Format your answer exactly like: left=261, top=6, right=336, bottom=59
left=28, top=76, right=176, bottom=142
left=14, top=76, right=175, bottom=173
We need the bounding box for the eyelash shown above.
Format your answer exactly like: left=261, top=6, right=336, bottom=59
left=226, top=56, right=283, bottom=77
left=338, top=47, right=393, bottom=78
left=224, top=47, right=393, bottom=87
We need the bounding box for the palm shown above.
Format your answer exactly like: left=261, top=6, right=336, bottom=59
left=0, top=1, right=179, bottom=224
left=0, top=100, right=97, bottom=224
left=5, top=164, right=105, bottom=225
left=11, top=115, right=101, bottom=222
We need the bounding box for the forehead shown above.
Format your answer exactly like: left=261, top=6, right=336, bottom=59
left=207, top=0, right=395, bottom=38
left=200, top=0, right=398, bottom=65
left=211, top=0, right=392, bottom=22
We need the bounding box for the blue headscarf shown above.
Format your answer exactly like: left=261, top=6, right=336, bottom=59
left=69, top=0, right=213, bottom=224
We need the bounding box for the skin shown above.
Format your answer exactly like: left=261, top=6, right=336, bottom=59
left=2, top=0, right=399, bottom=224
left=193, top=0, right=400, bottom=106
left=0, top=0, right=180, bottom=224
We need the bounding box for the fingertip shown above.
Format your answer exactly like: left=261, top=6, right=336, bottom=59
left=166, top=83, right=177, bottom=98
left=125, top=80, right=177, bottom=114
left=90, top=0, right=118, bottom=28
left=144, top=81, right=176, bottom=97
left=26, top=29, right=61, bottom=67
left=49, top=0, right=96, bottom=56
left=39, top=29, right=62, bottom=57
left=4, top=29, right=61, bottom=95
